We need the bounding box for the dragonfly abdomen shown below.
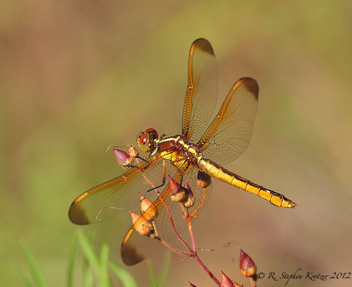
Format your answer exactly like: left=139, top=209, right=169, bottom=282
left=197, top=158, right=295, bottom=208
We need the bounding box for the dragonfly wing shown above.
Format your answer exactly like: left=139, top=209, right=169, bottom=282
left=121, top=162, right=212, bottom=265
left=69, top=155, right=165, bottom=225
left=198, top=77, right=258, bottom=165
left=182, top=38, right=219, bottom=143
left=121, top=226, right=159, bottom=266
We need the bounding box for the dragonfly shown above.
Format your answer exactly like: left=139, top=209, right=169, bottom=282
left=69, top=38, right=295, bottom=265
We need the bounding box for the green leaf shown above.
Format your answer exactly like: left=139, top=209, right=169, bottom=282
left=66, top=234, right=78, bottom=287
left=109, top=262, right=137, bottom=287
left=82, top=253, right=94, bottom=287
left=77, top=231, right=99, bottom=271
left=19, top=242, right=48, bottom=287
left=98, top=240, right=112, bottom=287
left=158, top=251, right=172, bottom=287
left=147, top=260, right=158, bottom=287
left=15, top=266, right=35, bottom=287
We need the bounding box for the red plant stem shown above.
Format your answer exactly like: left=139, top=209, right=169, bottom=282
left=250, top=277, right=256, bottom=287
left=192, top=253, right=221, bottom=286
left=186, top=187, right=207, bottom=252
left=179, top=203, right=197, bottom=253
left=158, top=186, right=219, bottom=285
left=185, top=214, right=196, bottom=252
left=157, top=194, right=193, bottom=253
left=185, top=214, right=219, bottom=285
left=139, top=161, right=220, bottom=286
left=139, top=168, right=193, bottom=253
left=151, top=235, right=189, bottom=256
left=185, top=187, right=204, bottom=253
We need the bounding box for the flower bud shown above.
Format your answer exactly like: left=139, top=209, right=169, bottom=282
left=239, top=248, right=257, bottom=278
left=168, top=176, right=186, bottom=202
left=129, top=211, right=153, bottom=236
left=140, top=193, right=158, bottom=221
left=183, top=181, right=195, bottom=208
left=113, top=149, right=133, bottom=168
left=220, top=271, right=235, bottom=287
left=197, top=171, right=211, bottom=188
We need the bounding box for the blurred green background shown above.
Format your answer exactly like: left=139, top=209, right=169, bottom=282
left=2, top=1, right=352, bottom=286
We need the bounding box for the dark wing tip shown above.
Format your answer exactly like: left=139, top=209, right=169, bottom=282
left=121, top=241, right=145, bottom=266
left=68, top=204, right=91, bottom=225
left=193, top=38, right=214, bottom=55
left=240, top=77, right=259, bottom=100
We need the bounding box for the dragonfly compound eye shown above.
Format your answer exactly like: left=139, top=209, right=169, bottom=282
left=136, top=128, right=158, bottom=153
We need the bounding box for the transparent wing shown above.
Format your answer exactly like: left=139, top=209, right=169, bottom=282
left=69, top=155, right=165, bottom=225
left=121, top=162, right=212, bottom=265
left=182, top=38, right=219, bottom=143
left=198, top=77, right=258, bottom=166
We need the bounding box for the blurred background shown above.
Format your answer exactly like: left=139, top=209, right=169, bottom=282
left=1, top=1, right=352, bottom=286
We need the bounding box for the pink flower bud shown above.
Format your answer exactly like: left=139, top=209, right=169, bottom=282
left=220, top=271, right=235, bottom=287
left=239, top=248, right=257, bottom=278
left=113, top=149, right=133, bottom=168
left=221, top=271, right=242, bottom=287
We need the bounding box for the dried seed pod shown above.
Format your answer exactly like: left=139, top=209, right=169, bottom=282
left=129, top=211, right=153, bottom=236
left=197, top=171, right=211, bottom=188
left=183, top=181, right=195, bottom=208
left=128, top=144, right=139, bottom=158
left=140, top=193, right=158, bottom=221
left=168, top=176, right=186, bottom=202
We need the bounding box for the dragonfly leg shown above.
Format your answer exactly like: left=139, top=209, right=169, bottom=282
left=143, top=160, right=167, bottom=195
left=136, top=155, right=148, bottom=163
left=190, top=187, right=207, bottom=218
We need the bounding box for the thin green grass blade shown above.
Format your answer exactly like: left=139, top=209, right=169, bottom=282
left=98, top=241, right=112, bottom=287
left=15, top=266, right=35, bottom=287
left=77, top=231, right=99, bottom=271
left=147, top=260, right=158, bottom=287
left=19, top=242, right=48, bottom=287
left=66, top=234, right=78, bottom=287
left=158, top=251, right=172, bottom=287
left=82, top=253, right=94, bottom=287
left=109, top=262, right=137, bottom=287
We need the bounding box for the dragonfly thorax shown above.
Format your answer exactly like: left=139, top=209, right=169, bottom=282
left=148, top=134, right=203, bottom=169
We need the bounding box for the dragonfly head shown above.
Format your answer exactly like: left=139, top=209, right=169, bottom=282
left=137, top=128, right=158, bottom=153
